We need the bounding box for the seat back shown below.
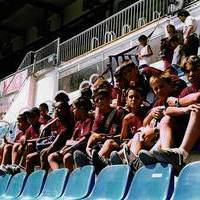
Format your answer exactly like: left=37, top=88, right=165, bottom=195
left=19, top=170, right=46, bottom=198
left=5, top=172, right=27, bottom=198
left=125, top=163, right=174, bottom=200
left=62, top=165, right=95, bottom=199
left=39, top=168, right=69, bottom=198
left=0, top=174, right=12, bottom=196
left=87, top=165, right=130, bottom=200
left=173, top=161, right=200, bottom=200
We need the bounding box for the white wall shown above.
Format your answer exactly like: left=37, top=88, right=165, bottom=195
left=34, top=70, right=58, bottom=107
left=3, top=76, right=35, bottom=122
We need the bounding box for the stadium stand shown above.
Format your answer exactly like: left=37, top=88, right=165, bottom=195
left=0, top=0, right=200, bottom=199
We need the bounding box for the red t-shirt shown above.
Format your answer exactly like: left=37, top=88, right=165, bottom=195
left=92, top=107, right=128, bottom=135
left=178, top=85, right=200, bottom=98
left=39, top=115, right=52, bottom=125
left=72, top=117, right=94, bottom=141
left=15, top=130, right=26, bottom=142
left=25, top=124, right=40, bottom=139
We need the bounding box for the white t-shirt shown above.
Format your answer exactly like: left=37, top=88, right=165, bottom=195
left=171, top=45, right=181, bottom=65
left=138, top=45, right=152, bottom=66
left=183, top=16, right=198, bottom=39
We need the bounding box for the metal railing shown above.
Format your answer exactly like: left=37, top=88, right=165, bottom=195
left=18, top=51, right=34, bottom=70
left=0, top=0, right=198, bottom=84
left=60, top=0, right=170, bottom=62
left=33, top=38, right=60, bottom=73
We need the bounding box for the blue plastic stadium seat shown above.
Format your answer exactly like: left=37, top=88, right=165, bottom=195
left=58, top=165, right=95, bottom=200
left=15, top=170, right=46, bottom=200
left=36, top=168, right=69, bottom=200
left=172, top=161, right=200, bottom=200
left=84, top=165, right=131, bottom=200
left=124, top=163, right=174, bottom=200
left=0, top=171, right=27, bottom=199
left=0, top=174, right=12, bottom=196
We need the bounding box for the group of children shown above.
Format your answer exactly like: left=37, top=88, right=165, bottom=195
left=0, top=9, right=200, bottom=175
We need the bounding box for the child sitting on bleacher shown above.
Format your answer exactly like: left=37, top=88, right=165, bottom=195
left=25, top=100, right=74, bottom=174
left=0, top=112, right=30, bottom=174
left=39, top=103, right=52, bottom=125
left=74, top=87, right=127, bottom=173
left=111, top=74, right=176, bottom=167
left=48, top=96, right=93, bottom=171
left=139, top=55, right=200, bottom=171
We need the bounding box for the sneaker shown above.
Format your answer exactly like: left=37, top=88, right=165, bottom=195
left=130, top=157, right=144, bottom=171
left=92, top=150, right=109, bottom=174
left=110, top=151, right=123, bottom=165
left=123, top=144, right=137, bottom=165
left=0, top=165, right=7, bottom=176
left=139, top=150, right=158, bottom=165
left=153, top=149, right=185, bottom=172
left=73, top=150, right=92, bottom=168
left=5, top=164, right=20, bottom=175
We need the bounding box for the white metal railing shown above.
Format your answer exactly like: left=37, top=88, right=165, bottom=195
left=33, top=38, right=60, bottom=73
left=60, top=0, right=170, bottom=62
left=0, top=0, right=198, bottom=84
left=18, top=51, right=34, bottom=70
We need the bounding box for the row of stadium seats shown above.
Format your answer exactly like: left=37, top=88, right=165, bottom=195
left=0, top=162, right=199, bottom=200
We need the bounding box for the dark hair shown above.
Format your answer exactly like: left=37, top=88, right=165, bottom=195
left=177, top=9, right=190, bottom=17
left=54, top=92, right=70, bottom=104
left=73, top=96, right=93, bottom=112
left=81, top=87, right=93, bottom=99
left=125, top=86, right=145, bottom=99
left=17, top=112, right=28, bottom=121
left=138, top=35, right=148, bottom=41
left=166, top=24, right=176, bottom=32
left=26, top=107, right=40, bottom=117
left=119, top=60, right=137, bottom=72
left=39, top=103, right=49, bottom=111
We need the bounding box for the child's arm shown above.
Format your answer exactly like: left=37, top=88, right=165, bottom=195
left=143, top=107, right=164, bottom=126
left=167, top=92, right=200, bottom=107
left=165, top=104, right=200, bottom=116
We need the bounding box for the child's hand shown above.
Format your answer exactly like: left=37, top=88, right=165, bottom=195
left=167, top=97, right=178, bottom=106
left=151, top=107, right=164, bottom=120
left=184, top=104, right=200, bottom=114
left=19, top=135, right=27, bottom=145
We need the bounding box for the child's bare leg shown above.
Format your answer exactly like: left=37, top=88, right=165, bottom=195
left=12, top=143, right=22, bottom=165
left=98, top=139, right=119, bottom=158
left=1, top=144, right=12, bottom=165
left=63, top=153, right=73, bottom=171
left=48, top=152, right=62, bottom=170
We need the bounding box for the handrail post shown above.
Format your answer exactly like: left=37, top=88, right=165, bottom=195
left=56, top=38, right=60, bottom=67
